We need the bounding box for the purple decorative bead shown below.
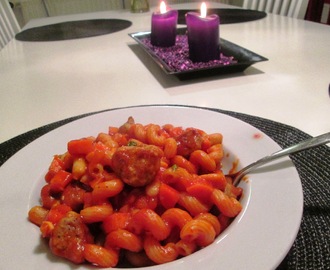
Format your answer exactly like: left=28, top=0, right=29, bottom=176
left=142, top=35, right=237, bottom=72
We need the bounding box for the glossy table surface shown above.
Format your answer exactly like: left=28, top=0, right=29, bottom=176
left=0, top=2, right=329, bottom=143
left=0, top=3, right=330, bottom=270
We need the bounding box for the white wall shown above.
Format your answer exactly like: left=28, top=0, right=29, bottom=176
left=12, top=0, right=244, bottom=27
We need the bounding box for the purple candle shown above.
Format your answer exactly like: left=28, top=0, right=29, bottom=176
left=151, top=1, right=178, bottom=47
left=186, top=2, right=220, bottom=62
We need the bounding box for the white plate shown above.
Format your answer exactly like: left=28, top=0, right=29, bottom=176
left=0, top=105, right=303, bottom=270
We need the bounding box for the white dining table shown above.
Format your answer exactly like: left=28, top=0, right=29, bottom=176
left=0, top=2, right=330, bottom=270
left=0, top=2, right=329, bottom=144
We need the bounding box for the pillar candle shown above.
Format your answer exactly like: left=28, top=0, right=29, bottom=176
left=151, top=1, right=178, bottom=47
left=186, top=2, right=220, bottom=62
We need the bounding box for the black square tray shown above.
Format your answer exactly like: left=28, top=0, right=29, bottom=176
left=129, top=28, right=268, bottom=79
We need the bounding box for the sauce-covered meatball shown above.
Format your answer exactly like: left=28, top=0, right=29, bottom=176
left=49, top=211, right=93, bottom=264
left=176, top=129, right=203, bottom=157
left=111, top=145, right=163, bottom=187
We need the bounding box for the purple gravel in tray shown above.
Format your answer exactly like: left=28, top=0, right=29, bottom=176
left=141, top=35, right=237, bottom=72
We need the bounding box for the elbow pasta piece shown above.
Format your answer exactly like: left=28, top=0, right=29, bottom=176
left=83, top=244, right=119, bottom=268
left=175, top=239, right=197, bottom=256
left=207, top=133, right=223, bottom=145
left=129, top=123, right=148, bottom=143
left=224, top=183, right=243, bottom=199
left=145, top=178, right=161, bottom=197
left=180, top=219, right=216, bottom=247
left=131, top=209, right=170, bottom=241
left=40, top=184, right=59, bottom=209
left=96, top=132, right=119, bottom=148
left=105, top=229, right=142, bottom=252
left=161, top=166, right=192, bottom=186
left=178, top=192, right=211, bottom=217
left=80, top=204, right=113, bottom=223
left=28, top=206, right=49, bottom=226
left=87, top=156, right=114, bottom=179
left=87, top=162, right=104, bottom=178
left=163, top=137, right=177, bottom=159
left=206, top=143, right=224, bottom=165
left=162, top=124, right=184, bottom=137
left=91, top=179, right=124, bottom=202
left=171, top=155, right=197, bottom=174
left=199, top=172, right=227, bottom=191
left=161, top=208, right=193, bottom=230
left=28, top=117, right=243, bottom=268
left=146, top=124, right=167, bottom=146
left=211, top=189, right=242, bottom=217
left=71, top=158, right=87, bottom=180
left=144, top=235, right=178, bottom=264
left=189, top=150, right=216, bottom=172
left=195, top=213, right=221, bottom=235
left=186, top=182, right=214, bottom=202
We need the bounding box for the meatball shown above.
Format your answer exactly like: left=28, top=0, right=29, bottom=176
left=61, top=183, right=86, bottom=212
left=49, top=211, right=93, bottom=264
left=111, top=145, right=163, bottom=187
left=176, top=129, right=203, bottom=157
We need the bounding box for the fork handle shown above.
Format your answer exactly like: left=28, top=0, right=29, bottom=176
left=233, top=132, right=330, bottom=186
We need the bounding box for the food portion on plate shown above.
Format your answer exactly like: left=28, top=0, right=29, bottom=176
left=28, top=116, right=243, bottom=268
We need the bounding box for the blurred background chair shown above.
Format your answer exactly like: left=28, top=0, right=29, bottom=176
left=305, top=0, right=330, bottom=24
left=19, top=0, right=48, bottom=26
left=0, top=0, right=20, bottom=49
left=242, top=0, right=309, bottom=19
left=43, top=0, right=123, bottom=17
left=14, top=0, right=123, bottom=26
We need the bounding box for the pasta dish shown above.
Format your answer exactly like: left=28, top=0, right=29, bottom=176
left=28, top=116, right=242, bottom=267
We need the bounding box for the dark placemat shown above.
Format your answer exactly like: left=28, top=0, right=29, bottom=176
left=0, top=105, right=329, bottom=269
left=15, top=19, right=132, bottom=41
left=178, top=8, right=267, bottom=25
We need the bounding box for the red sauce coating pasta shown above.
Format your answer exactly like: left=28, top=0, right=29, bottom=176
left=28, top=117, right=242, bottom=267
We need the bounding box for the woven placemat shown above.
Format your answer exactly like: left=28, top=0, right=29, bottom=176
left=0, top=105, right=329, bottom=269
left=15, top=19, right=132, bottom=42
left=177, top=8, right=267, bottom=25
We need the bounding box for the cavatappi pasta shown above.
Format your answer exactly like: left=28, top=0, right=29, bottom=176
left=28, top=117, right=243, bottom=267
